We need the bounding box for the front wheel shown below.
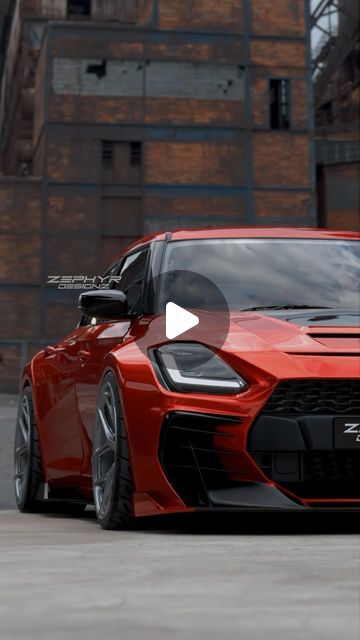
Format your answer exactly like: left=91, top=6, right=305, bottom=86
left=92, top=372, right=134, bottom=530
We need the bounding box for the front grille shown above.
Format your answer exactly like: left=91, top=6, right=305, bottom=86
left=303, top=451, right=359, bottom=483
left=262, top=380, right=360, bottom=415
left=253, top=451, right=360, bottom=499
left=159, top=412, right=243, bottom=507
left=249, top=378, right=360, bottom=502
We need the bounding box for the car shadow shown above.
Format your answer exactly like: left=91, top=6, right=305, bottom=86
left=133, top=511, right=360, bottom=535
left=43, top=508, right=360, bottom=535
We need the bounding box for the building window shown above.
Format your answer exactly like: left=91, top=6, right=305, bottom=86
left=67, top=1, right=91, bottom=17
left=101, top=141, right=142, bottom=184
left=102, top=141, right=114, bottom=166
left=130, top=142, right=142, bottom=167
left=270, top=79, right=290, bottom=130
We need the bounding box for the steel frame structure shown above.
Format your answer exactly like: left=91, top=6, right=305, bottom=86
left=311, top=0, right=359, bottom=111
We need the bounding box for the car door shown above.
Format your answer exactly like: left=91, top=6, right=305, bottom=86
left=38, top=327, right=88, bottom=483
left=75, top=246, right=151, bottom=477
left=37, top=261, right=127, bottom=483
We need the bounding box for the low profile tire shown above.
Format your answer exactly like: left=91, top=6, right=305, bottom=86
left=14, top=386, right=87, bottom=515
left=14, top=386, right=44, bottom=512
left=93, top=372, right=134, bottom=530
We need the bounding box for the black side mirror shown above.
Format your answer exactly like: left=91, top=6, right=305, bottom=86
left=79, top=290, right=128, bottom=319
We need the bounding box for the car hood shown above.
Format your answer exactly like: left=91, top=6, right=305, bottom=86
left=224, top=308, right=360, bottom=355
left=141, top=307, right=359, bottom=381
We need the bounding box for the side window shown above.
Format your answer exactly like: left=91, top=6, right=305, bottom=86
left=116, top=248, right=149, bottom=314
left=101, top=262, right=122, bottom=290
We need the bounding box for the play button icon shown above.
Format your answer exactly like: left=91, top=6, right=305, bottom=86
left=134, top=270, right=230, bottom=365
left=166, top=302, right=200, bottom=340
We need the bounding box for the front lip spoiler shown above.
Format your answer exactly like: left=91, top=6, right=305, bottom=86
left=207, top=483, right=307, bottom=510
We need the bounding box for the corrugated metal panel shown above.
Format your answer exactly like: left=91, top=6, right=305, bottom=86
left=91, top=0, right=136, bottom=22
left=53, top=58, right=244, bottom=100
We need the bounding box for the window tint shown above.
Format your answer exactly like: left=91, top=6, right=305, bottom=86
left=160, top=239, right=360, bottom=311
left=116, top=248, right=149, bottom=313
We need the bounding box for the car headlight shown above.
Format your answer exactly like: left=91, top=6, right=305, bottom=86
left=151, top=343, right=247, bottom=395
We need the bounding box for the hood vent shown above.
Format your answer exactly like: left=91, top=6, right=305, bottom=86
left=309, top=334, right=360, bottom=350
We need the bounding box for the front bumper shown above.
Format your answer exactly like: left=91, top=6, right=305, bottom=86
left=157, top=379, right=360, bottom=512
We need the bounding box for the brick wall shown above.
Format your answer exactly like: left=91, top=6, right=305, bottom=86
left=0, top=1, right=315, bottom=391
left=0, top=179, right=43, bottom=391
left=253, top=133, right=310, bottom=188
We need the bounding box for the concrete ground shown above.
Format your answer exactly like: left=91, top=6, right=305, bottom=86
left=0, top=394, right=359, bottom=640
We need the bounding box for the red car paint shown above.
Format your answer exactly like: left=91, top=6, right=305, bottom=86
left=21, top=228, right=360, bottom=515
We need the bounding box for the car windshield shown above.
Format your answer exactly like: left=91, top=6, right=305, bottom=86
left=159, top=239, right=360, bottom=311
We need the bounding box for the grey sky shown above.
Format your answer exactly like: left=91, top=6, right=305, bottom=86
left=311, top=0, right=339, bottom=53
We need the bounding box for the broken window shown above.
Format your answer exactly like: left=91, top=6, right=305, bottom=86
left=67, top=1, right=91, bottom=17
left=86, top=60, right=107, bottom=79
left=270, top=79, right=291, bottom=130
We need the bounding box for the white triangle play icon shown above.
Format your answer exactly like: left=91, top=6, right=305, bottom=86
left=166, top=302, right=200, bottom=340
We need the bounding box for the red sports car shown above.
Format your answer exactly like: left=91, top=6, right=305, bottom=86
left=14, top=228, right=360, bottom=528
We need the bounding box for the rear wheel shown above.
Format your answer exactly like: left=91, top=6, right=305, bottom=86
left=14, top=386, right=86, bottom=515
left=14, top=386, right=43, bottom=512
left=92, top=372, right=133, bottom=530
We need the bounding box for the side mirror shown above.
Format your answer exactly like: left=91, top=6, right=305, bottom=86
left=78, top=290, right=128, bottom=319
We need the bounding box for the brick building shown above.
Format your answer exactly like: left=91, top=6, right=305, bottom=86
left=0, top=0, right=315, bottom=391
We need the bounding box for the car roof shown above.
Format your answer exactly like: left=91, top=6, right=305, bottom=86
left=111, top=226, right=359, bottom=265
left=168, top=227, right=359, bottom=241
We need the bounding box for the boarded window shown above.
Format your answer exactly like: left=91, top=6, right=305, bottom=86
left=270, top=79, right=291, bottom=130
left=101, top=141, right=142, bottom=184
left=91, top=0, right=136, bottom=22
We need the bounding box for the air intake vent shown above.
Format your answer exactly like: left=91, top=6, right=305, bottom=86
left=261, top=380, right=360, bottom=415
left=309, top=334, right=360, bottom=350
left=252, top=451, right=360, bottom=499
left=159, top=412, right=243, bottom=507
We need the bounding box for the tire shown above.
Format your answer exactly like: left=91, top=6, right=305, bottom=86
left=14, top=386, right=44, bottom=513
left=92, top=372, right=134, bottom=530
left=14, top=386, right=87, bottom=516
